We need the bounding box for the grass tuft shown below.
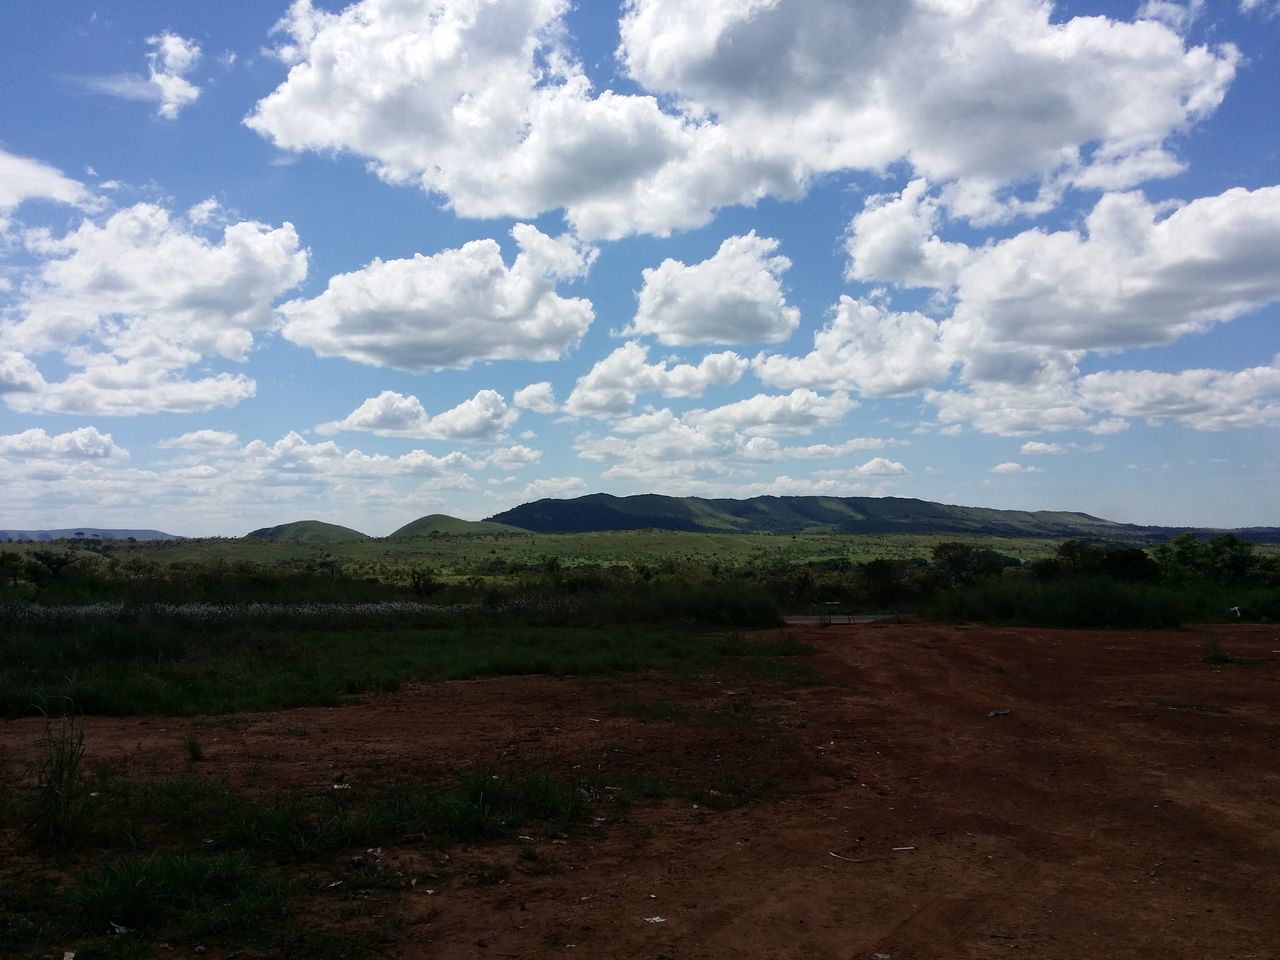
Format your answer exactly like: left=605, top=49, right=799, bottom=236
left=31, top=709, right=86, bottom=849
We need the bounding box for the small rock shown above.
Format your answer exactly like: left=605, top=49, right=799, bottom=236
left=986, top=709, right=1011, bottom=718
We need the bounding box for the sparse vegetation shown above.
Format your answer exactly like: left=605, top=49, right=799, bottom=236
left=2, top=523, right=1276, bottom=956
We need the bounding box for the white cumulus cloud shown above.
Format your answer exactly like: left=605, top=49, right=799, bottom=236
left=513, top=382, right=558, bottom=414
left=317, top=389, right=519, bottom=440
left=2, top=202, right=306, bottom=415
left=279, top=224, right=595, bottom=371
left=846, top=179, right=972, bottom=289
left=0, top=426, right=126, bottom=460
left=684, top=389, right=856, bottom=437
left=564, top=341, right=747, bottom=418
left=244, top=0, right=1235, bottom=238
left=754, top=297, right=951, bottom=397
left=627, top=232, right=799, bottom=345
left=944, top=186, right=1280, bottom=357
left=1078, top=361, right=1280, bottom=431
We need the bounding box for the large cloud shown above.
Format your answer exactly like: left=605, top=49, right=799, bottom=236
left=1078, top=361, right=1280, bottom=431
left=627, top=232, right=799, bottom=345
left=623, top=0, right=1234, bottom=222
left=926, top=356, right=1280, bottom=435
left=247, top=0, right=703, bottom=239
left=754, top=296, right=952, bottom=397
left=246, top=0, right=1236, bottom=238
left=2, top=202, right=306, bottom=415
left=564, top=341, right=746, bottom=418
left=943, top=186, right=1280, bottom=357
left=279, top=224, right=595, bottom=371
left=827, top=183, right=1280, bottom=433
left=317, top=389, right=519, bottom=440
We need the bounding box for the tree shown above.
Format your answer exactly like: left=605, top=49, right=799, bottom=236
left=930, top=542, right=1007, bottom=588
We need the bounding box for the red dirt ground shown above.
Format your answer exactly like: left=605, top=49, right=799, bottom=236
left=3, top=621, right=1279, bottom=959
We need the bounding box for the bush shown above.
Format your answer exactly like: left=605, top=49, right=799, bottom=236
left=927, top=576, right=1196, bottom=628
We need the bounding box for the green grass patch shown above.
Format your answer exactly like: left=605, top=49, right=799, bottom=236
left=0, top=619, right=790, bottom=717
left=68, top=851, right=286, bottom=941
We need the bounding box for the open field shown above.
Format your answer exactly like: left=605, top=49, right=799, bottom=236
left=2, top=620, right=1277, bottom=959
left=2, top=529, right=1076, bottom=571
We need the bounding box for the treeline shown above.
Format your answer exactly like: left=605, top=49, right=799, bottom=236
left=2, top=532, right=1277, bottom=628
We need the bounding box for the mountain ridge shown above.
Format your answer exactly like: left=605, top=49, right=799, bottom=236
left=0, top=528, right=183, bottom=542
left=485, top=493, right=1279, bottom=541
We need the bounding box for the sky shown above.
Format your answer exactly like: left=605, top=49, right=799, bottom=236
left=1, top=0, right=1278, bottom=537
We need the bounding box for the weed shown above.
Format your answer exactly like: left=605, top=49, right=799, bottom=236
left=183, top=734, right=205, bottom=762
left=68, top=851, right=285, bottom=941
left=463, top=859, right=510, bottom=886
left=31, top=708, right=86, bottom=849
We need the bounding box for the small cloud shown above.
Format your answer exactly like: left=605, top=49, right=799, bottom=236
left=990, top=462, right=1042, bottom=474
left=513, top=381, right=558, bottom=414
left=72, top=32, right=202, bottom=120
left=851, top=457, right=909, bottom=478
left=158, top=429, right=240, bottom=450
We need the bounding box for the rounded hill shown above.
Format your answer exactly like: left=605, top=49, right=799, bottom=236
left=389, top=514, right=520, bottom=538
left=243, top=520, right=369, bottom=542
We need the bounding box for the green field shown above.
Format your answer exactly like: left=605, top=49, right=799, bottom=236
left=3, top=528, right=1072, bottom=574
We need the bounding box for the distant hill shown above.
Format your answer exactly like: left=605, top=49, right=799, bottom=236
left=388, top=514, right=519, bottom=538
left=486, top=493, right=1274, bottom=541
left=244, top=520, right=369, bottom=542
left=0, top=528, right=182, bottom=542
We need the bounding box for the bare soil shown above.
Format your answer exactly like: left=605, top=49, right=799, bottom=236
left=4, top=621, right=1279, bottom=959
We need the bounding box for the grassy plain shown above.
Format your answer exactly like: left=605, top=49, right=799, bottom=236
left=6, top=528, right=1072, bottom=572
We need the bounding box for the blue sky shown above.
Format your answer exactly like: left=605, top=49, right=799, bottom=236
left=1, top=0, right=1278, bottom=536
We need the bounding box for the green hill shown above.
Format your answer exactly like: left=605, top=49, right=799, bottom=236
left=388, top=514, right=520, bottom=538
left=243, top=520, right=369, bottom=542
left=486, top=493, right=1172, bottom=540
